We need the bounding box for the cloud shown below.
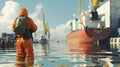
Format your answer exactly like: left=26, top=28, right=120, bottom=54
left=0, top=1, right=69, bottom=40
left=30, top=3, right=42, bottom=30
left=0, top=1, right=19, bottom=33
left=29, top=3, right=70, bottom=40
left=50, top=24, right=69, bottom=40
left=29, top=3, right=43, bottom=39
left=0, top=1, right=43, bottom=38
left=30, top=4, right=42, bottom=20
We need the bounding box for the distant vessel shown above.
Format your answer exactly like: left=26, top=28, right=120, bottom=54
left=66, top=0, right=110, bottom=52
left=40, top=13, right=50, bottom=44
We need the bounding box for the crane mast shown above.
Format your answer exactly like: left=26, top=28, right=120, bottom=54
left=78, top=0, right=82, bottom=16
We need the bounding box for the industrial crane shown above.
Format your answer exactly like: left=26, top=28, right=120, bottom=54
left=78, top=0, right=107, bottom=21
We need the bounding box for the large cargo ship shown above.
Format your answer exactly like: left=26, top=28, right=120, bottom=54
left=66, top=0, right=110, bottom=53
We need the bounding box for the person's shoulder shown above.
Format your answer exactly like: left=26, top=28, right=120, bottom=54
left=27, top=17, right=33, bottom=20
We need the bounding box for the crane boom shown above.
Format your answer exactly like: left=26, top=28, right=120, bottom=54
left=78, top=0, right=82, bottom=16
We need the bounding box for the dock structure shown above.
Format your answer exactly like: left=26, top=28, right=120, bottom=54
left=96, top=0, right=120, bottom=48
left=0, top=37, right=15, bottom=51
left=97, top=0, right=120, bottom=37
left=110, top=37, right=120, bottom=51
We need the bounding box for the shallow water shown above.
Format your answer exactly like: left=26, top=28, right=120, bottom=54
left=0, top=40, right=120, bottom=67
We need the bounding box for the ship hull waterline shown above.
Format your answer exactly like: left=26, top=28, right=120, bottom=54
left=66, top=27, right=110, bottom=53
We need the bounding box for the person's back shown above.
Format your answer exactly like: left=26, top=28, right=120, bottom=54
left=12, top=8, right=37, bottom=67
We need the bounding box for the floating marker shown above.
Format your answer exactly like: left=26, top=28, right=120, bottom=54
left=66, top=64, right=69, bottom=67
left=59, top=64, right=63, bottom=67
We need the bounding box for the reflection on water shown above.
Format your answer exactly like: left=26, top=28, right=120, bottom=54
left=40, top=43, right=50, bottom=56
left=67, top=43, right=99, bottom=55
left=0, top=40, right=120, bottom=67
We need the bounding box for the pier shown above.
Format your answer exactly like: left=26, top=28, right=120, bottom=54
left=0, top=37, right=15, bottom=51
left=97, top=0, right=120, bottom=48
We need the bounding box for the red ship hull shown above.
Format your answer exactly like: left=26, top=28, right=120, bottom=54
left=66, top=27, right=110, bottom=54
left=66, top=29, right=96, bottom=44
left=85, top=27, right=110, bottom=40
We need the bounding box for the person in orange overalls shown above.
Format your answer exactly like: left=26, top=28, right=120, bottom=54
left=12, top=8, right=37, bottom=67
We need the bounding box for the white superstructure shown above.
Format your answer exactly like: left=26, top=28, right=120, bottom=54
left=97, top=0, right=120, bottom=29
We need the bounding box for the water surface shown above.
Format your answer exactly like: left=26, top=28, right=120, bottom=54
left=0, top=40, right=120, bottom=67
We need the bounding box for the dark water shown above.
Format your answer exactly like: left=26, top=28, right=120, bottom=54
left=0, top=40, right=120, bottom=67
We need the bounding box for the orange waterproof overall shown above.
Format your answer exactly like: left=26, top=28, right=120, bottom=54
left=12, top=8, right=37, bottom=66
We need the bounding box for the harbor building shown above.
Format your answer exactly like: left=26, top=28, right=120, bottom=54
left=97, top=0, right=120, bottom=37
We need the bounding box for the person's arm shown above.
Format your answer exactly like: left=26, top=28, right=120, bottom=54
left=27, top=17, right=37, bottom=32
left=11, top=20, right=16, bottom=31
